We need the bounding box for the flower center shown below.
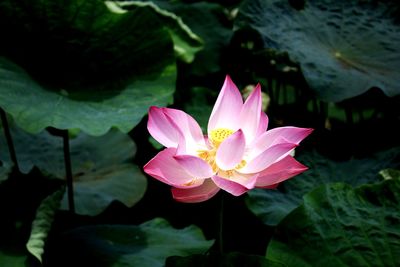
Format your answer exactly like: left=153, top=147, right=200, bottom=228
left=197, top=128, right=246, bottom=177
left=209, top=128, right=234, bottom=147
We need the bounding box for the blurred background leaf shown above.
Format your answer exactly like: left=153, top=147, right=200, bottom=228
left=0, top=126, right=147, bottom=216
left=0, top=0, right=177, bottom=135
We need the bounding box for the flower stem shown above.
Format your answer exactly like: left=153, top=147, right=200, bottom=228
left=61, top=129, right=75, bottom=213
left=0, top=108, right=19, bottom=172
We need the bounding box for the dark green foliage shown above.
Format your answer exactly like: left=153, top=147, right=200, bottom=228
left=267, top=179, right=400, bottom=267
left=0, top=0, right=173, bottom=91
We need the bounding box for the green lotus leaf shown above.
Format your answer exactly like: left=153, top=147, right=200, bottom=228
left=246, top=147, right=400, bottom=226
left=266, top=179, right=400, bottom=267
left=237, top=0, right=400, bottom=102
left=48, top=218, right=214, bottom=267
left=26, top=188, right=65, bottom=263
left=0, top=0, right=173, bottom=90
left=0, top=122, right=62, bottom=174
left=106, top=1, right=203, bottom=63
left=0, top=58, right=175, bottom=135
left=0, top=126, right=147, bottom=216
left=145, top=1, right=233, bottom=75
left=60, top=163, right=147, bottom=216
left=0, top=0, right=176, bottom=135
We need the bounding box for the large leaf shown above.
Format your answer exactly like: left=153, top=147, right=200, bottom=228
left=266, top=179, right=400, bottom=267
left=0, top=58, right=175, bottom=135
left=0, top=122, right=63, bottom=174
left=48, top=218, right=214, bottom=267
left=246, top=148, right=400, bottom=225
left=0, top=126, right=147, bottom=216
left=106, top=1, right=203, bottom=63
left=237, top=0, right=400, bottom=102
left=26, top=188, right=64, bottom=263
left=0, top=0, right=176, bottom=135
left=0, top=0, right=173, bottom=88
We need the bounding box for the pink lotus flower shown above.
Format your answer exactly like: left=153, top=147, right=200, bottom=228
left=144, top=76, right=313, bottom=203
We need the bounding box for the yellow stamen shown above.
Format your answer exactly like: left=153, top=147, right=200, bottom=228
left=196, top=128, right=246, bottom=180
left=217, top=169, right=233, bottom=178
left=235, top=160, right=247, bottom=169
left=198, top=149, right=218, bottom=173
left=210, top=128, right=234, bottom=147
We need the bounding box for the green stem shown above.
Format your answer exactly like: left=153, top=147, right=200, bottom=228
left=61, top=129, right=75, bottom=213
left=0, top=108, right=19, bottom=172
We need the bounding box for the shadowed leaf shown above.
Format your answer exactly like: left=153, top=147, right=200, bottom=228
left=48, top=218, right=214, bottom=267
left=237, top=0, right=400, bottom=102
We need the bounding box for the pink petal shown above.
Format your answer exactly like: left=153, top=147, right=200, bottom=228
left=143, top=148, right=194, bottom=186
left=147, top=106, right=182, bottom=148
left=227, top=171, right=259, bottom=189
left=171, top=179, right=220, bottom=203
left=239, top=84, right=262, bottom=141
left=211, top=175, right=252, bottom=196
left=162, top=108, right=206, bottom=151
left=256, top=111, right=269, bottom=137
left=208, top=75, right=243, bottom=133
left=239, top=143, right=298, bottom=174
left=255, top=155, right=308, bottom=187
left=252, top=126, right=313, bottom=152
left=174, top=154, right=214, bottom=178
left=216, top=129, right=246, bottom=170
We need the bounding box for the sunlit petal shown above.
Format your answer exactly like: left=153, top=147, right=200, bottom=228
left=174, top=154, right=214, bottom=178
left=239, top=84, right=262, bottom=141
left=216, top=129, right=246, bottom=170
left=208, top=75, right=243, bottom=133
left=143, top=147, right=195, bottom=186
left=211, top=175, right=253, bottom=196
left=239, top=143, right=297, bottom=174
left=252, top=126, right=313, bottom=151
left=147, top=106, right=181, bottom=148
left=255, top=155, right=308, bottom=187
left=163, top=108, right=206, bottom=151
left=256, top=111, right=269, bottom=137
